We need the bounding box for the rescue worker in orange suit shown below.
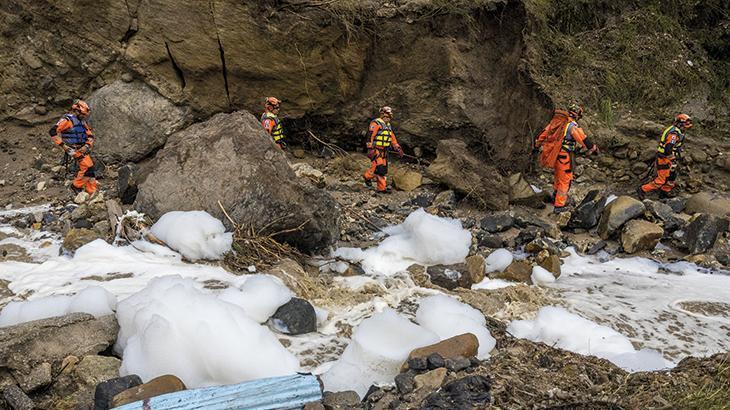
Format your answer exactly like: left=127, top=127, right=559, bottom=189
left=364, top=106, right=403, bottom=193
left=535, top=103, right=599, bottom=213
left=638, top=113, right=692, bottom=199
left=49, top=100, right=97, bottom=195
left=261, top=97, right=287, bottom=149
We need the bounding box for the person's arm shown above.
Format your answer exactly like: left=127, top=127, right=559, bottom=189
left=77, top=123, right=95, bottom=156
left=571, top=126, right=599, bottom=153
left=49, top=117, right=71, bottom=146
left=367, top=121, right=380, bottom=148
left=390, top=131, right=403, bottom=157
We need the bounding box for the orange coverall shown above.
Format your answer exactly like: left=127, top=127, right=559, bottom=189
left=553, top=122, right=593, bottom=208
left=364, top=118, right=402, bottom=192
left=641, top=129, right=683, bottom=193
left=52, top=116, right=97, bottom=194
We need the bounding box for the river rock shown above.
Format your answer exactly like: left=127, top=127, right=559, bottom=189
left=414, top=368, right=447, bottom=391
left=684, top=214, right=729, bottom=254
left=93, top=375, right=143, bottom=410
left=63, top=228, right=100, bottom=252
left=89, top=81, right=189, bottom=163
left=134, top=111, right=340, bottom=253
left=117, top=163, right=140, bottom=205
left=508, top=173, right=543, bottom=207
left=404, top=334, right=479, bottom=371
left=426, top=139, right=508, bottom=211
left=494, top=260, right=532, bottom=283
left=270, top=297, right=317, bottom=335
left=685, top=192, right=730, bottom=217
left=421, top=375, right=491, bottom=409
left=3, top=385, right=35, bottom=410
left=568, top=190, right=607, bottom=229
left=480, top=212, right=513, bottom=233
left=537, top=253, right=561, bottom=277
left=111, top=375, right=186, bottom=408
left=598, top=196, right=645, bottom=239
left=321, top=390, right=361, bottom=410
left=621, top=220, right=664, bottom=254
left=392, top=169, right=422, bottom=192
left=0, top=314, right=118, bottom=394
left=427, top=264, right=463, bottom=290
left=462, top=255, right=486, bottom=286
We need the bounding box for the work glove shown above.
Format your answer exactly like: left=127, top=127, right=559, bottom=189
left=395, top=146, right=404, bottom=158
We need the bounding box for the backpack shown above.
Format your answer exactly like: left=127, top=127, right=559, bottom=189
left=536, top=109, right=571, bottom=170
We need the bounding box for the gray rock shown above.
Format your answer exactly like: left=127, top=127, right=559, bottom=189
left=644, top=200, right=683, bottom=232
left=621, top=220, right=664, bottom=254
left=89, top=81, right=189, bottom=163
left=445, top=356, right=471, bottom=372
left=665, top=197, right=687, bottom=213
left=513, top=210, right=561, bottom=239
left=432, top=190, right=457, bottom=211
left=117, top=163, right=139, bottom=205
left=508, top=173, right=543, bottom=208
left=135, top=111, right=340, bottom=253
left=421, top=375, right=491, bottom=409
left=270, top=298, right=317, bottom=335
left=426, top=140, right=509, bottom=211
left=568, top=190, right=607, bottom=230
left=427, top=353, right=446, bottom=369
left=712, top=237, right=730, bottom=266
left=598, top=196, right=645, bottom=239
left=427, top=265, right=463, bottom=290
left=3, top=384, right=35, bottom=410
left=394, top=372, right=415, bottom=394
left=93, top=375, right=143, bottom=410
left=477, top=232, right=504, bottom=248
left=0, top=314, right=118, bottom=394
left=684, top=214, right=729, bottom=254
left=407, top=357, right=428, bottom=371
left=685, top=192, right=730, bottom=217
left=321, top=390, right=362, bottom=410
left=480, top=212, right=513, bottom=233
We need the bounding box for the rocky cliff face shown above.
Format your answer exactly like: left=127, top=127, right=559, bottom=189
left=1, top=0, right=550, bottom=170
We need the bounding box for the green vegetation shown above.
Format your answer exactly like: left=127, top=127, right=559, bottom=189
left=672, top=360, right=730, bottom=410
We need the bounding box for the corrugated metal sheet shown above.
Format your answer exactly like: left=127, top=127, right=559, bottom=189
left=111, top=373, right=322, bottom=410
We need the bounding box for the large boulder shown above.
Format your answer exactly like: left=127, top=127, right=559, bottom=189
left=684, top=214, right=729, bottom=254
left=426, top=139, right=509, bottom=211
left=134, top=111, right=340, bottom=252
left=621, top=220, right=664, bottom=254
left=0, top=313, right=118, bottom=393
left=644, top=200, right=683, bottom=233
left=685, top=192, right=730, bottom=217
left=88, top=81, right=189, bottom=163
left=568, top=190, right=607, bottom=230
left=598, top=196, right=646, bottom=239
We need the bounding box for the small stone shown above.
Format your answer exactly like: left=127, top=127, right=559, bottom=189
left=270, top=297, right=317, bottom=335
left=19, top=362, right=52, bottom=392
left=34, top=105, right=48, bottom=115
left=3, top=385, right=35, bottom=410
left=32, top=211, right=43, bottom=224
left=75, top=191, right=90, bottom=204
left=427, top=353, right=446, bottom=369
left=537, top=254, right=561, bottom=277
left=321, top=390, right=361, bottom=410
left=477, top=232, right=503, bottom=248
left=480, top=212, right=513, bottom=233
left=445, top=356, right=471, bottom=372
left=93, top=221, right=111, bottom=237
left=462, top=255, right=485, bottom=285
left=303, top=402, right=325, bottom=410
left=621, top=220, right=664, bottom=253
left=121, top=73, right=134, bottom=83
left=71, top=205, right=91, bottom=221
left=414, top=367, right=447, bottom=391
left=494, top=260, right=532, bottom=283
left=94, top=375, right=143, bottom=410
left=407, top=357, right=428, bottom=371
left=111, top=375, right=186, bottom=408
left=405, top=334, right=479, bottom=372
left=394, top=372, right=415, bottom=394
left=35, top=181, right=46, bottom=191
left=61, top=355, right=80, bottom=373
left=63, top=228, right=100, bottom=252
left=292, top=148, right=306, bottom=159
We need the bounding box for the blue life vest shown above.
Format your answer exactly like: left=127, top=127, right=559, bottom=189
left=60, top=114, right=89, bottom=145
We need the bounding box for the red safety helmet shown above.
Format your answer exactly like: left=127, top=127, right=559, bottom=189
left=674, top=113, right=692, bottom=129
left=71, top=99, right=90, bottom=116
left=265, top=96, right=281, bottom=109
left=567, top=102, right=584, bottom=119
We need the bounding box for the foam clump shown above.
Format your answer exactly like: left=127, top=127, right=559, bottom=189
left=334, top=208, right=471, bottom=275
left=485, top=248, right=513, bottom=273
left=507, top=306, right=671, bottom=372
left=0, top=286, right=116, bottom=327
left=217, top=275, right=293, bottom=323
left=321, top=308, right=439, bottom=398
left=416, top=294, right=496, bottom=359
left=530, top=266, right=556, bottom=286
left=149, top=211, right=233, bottom=260
left=115, top=276, right=299, bottom=387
